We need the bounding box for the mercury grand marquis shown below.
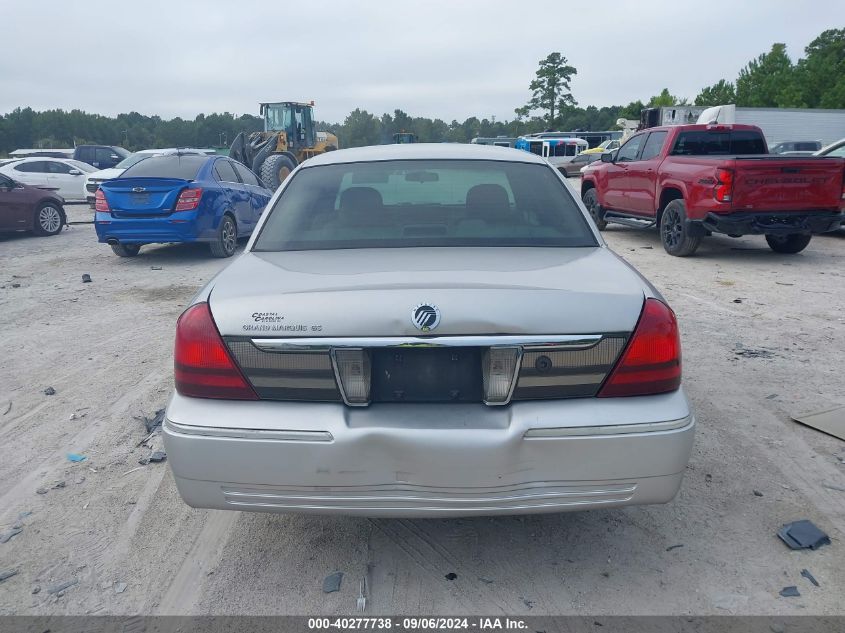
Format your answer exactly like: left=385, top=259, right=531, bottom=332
left=163, top=143, right=695, bottom=517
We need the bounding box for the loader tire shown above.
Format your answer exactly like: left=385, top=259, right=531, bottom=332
left=260, top=154, right=296, bottom=191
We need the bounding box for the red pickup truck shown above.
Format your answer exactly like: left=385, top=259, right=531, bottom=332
left=580, top=124, right=844, bottom=256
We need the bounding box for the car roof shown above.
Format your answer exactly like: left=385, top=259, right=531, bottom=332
left=303, top=143, right=548, bottom=167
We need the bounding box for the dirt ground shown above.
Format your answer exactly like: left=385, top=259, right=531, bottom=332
left=1, top=201, right=844, bottom=616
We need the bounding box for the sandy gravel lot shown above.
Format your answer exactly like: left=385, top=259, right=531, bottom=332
left=1, top=203, right=844, bottom=616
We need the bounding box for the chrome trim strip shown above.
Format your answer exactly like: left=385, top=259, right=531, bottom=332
left=251, top=335, right=603, bottom=352
left=164, top=419, right=334, bottom=442
left=523, top=415, right=693, bottom=439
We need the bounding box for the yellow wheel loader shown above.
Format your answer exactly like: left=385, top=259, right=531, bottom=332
left=229, top=101, right=338, bottom=190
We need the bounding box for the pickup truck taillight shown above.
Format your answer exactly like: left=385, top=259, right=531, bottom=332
left=714, top=168, right=734, bottom=203
left=598, top=298, right=681, bottom=398
left=94, top=189, right=110, bottom=212
left=175, top=188, right=204, bottom=212
left=174, top=302, right=258, bottom=400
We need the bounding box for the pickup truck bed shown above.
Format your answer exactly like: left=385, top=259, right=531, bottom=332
left=580, top=124, right=844, bottom=256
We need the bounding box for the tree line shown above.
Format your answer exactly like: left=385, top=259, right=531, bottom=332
left=1, top=28, right=841, bottom=155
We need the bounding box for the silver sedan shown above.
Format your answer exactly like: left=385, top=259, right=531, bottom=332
left=164, top=143, right=694, bottom=517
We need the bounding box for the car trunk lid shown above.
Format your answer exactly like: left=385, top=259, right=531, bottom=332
left=100, top=177, right=191, bottom=216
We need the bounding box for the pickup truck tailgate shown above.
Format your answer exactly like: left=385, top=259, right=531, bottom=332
left=731, top=158, right=844, bottom=212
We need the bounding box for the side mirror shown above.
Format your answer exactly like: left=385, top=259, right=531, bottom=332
left=69, top=169, right=82, bottom=176
left=600, top=152, right=614, bottom=163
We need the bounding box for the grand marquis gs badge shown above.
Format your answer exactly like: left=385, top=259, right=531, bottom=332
left=412, top=303, right=441, bottom=332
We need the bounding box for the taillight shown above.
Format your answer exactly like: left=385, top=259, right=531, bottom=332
left=598, top=298, right=681, bottom=398
left=175, top=188, right=203, bottom=211
left=174, top=303, right=257, bottom=400
left=95, top=189, right=110, bottom=212
left=714, top=168, right=733, bottom=203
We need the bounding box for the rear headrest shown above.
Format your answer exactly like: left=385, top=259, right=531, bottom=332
left=466, top=184, right=511, bottom=221
left=340, top=187, right=383, bottom=213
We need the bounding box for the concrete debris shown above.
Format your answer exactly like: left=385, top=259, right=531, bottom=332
left=149, top=451, right=166, bottom=463
left=36, top=488, right=48, bottom=495
left=47, top=578, right=78, bottom=594
left=53, top=481, right=66, bottom=489
left=114, top=582, right=127, bottom=594
left=2, top=401, right=10, bottom=415
left=322, top=571, right=343, bottom=593
left=32, top=585, right=40, bottom=594
left=0, top=527, right=23, bottom=543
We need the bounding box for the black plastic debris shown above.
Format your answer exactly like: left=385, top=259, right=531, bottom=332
left=778, top=520, right=831, bottom=550
left=322, top=571, right=343, bottom=593
left=666, top=544, right=684, bottom=552
left=43, top=387, right=56, bottom=396
left=0, top=570, right=18, bottom=583
left=149, top=451, right=166, bottom=463
left=801, top=569, right=820, bottom=587
left=444, top=572, right=457, bottom=581
left=81, top=274, right=92, bottom=283
left=143, top=409, right=166, bottom=434
left=753, top=490, right=764, bottom=497
left=779, top=586, right=800, bottom=598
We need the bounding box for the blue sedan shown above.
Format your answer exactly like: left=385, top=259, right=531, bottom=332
left=95, top=154, right=273, bottom=257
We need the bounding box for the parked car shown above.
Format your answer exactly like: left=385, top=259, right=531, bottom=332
left=0, top=172, right=66, bottom=236
left=581, top=139, right=622, bottom=155
left=558, top=151, right=601, bottom=177
left=580, top=124, right=845, bottom=256
left=770, top=140, right=822, bottom=155
left=815, top=137, right=845, bottom=158
left=95, top=153, right=272, bottom=258
left=0, top=157, right=97, bottom=201
left=84, top=148, right=216, bottom=206
left=73, top=145, right=130, bottom=170
left=162, top=143, right=695, bottom=518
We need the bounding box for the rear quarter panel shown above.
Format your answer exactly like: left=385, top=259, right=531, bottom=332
left=657, top=157, right=734, bottom=220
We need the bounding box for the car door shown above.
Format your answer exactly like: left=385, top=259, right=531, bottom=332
left=9, top=161, right=52, bottom=190
left=625, top=130, right=667, bottom=216
left=232, top=162, right=271, bottom=228
left=602, top=133, right=645, bottom=211
left=0, top=173, right=32, bottom=230
left=213, top=159, right=252, bottom=231
left=46, top=160, right=84, bottom=199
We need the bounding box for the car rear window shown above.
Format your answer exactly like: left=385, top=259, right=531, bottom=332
left=120, top=155, right=207, bottom=180
left=671, top=131, right=767, bottom=155
left=253, top=159, right=597, bottom=251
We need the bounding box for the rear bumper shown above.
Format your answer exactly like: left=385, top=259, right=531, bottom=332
left=163, top=389, right=695, bottom=518
left=694, top=210, right=843, bottom=236
left=94, top=210, right=217, bottom=244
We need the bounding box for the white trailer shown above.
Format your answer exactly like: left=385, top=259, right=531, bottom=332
left=697, top=105, right=845, bottom=147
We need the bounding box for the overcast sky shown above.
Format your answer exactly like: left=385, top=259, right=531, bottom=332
left=2, top=0, right=843, bottom=123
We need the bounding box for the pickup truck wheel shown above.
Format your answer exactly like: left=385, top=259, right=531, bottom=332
left=209, top=215, right=237, bottom=258
left=110, top=243, right=141, bottom=257
left=765, top=233, right=812, bottom=254
left=582, top=189, right=606, bottom=230
left=660, top=200, right=701, bottom=257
